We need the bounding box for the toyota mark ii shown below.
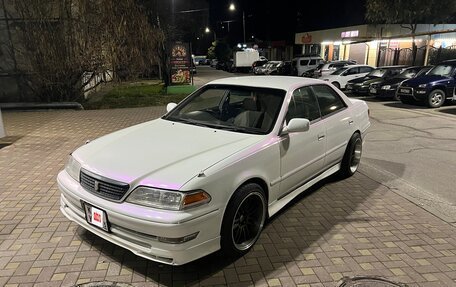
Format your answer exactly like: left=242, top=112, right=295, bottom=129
left=58, top=76, right=370, bottom=265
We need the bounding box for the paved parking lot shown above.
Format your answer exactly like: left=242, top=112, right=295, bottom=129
left=1, top=106, right=456, bottom=286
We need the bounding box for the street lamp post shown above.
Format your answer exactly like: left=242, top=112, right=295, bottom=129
left=229, top=3, right=246, bottom=44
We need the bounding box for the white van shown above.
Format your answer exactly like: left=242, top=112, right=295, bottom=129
left=292, top=55, right=324, bottom=77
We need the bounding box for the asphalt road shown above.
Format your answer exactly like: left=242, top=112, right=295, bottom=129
left=194, top=66, right=456, bottom=222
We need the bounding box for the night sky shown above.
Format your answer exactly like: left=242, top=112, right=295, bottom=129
left=209, top=0, right=366, bottom=44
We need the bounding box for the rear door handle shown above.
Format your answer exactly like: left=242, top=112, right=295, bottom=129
left=349, top=120, right=354, bottom=125
left=318, top=134, right=325, bottom=141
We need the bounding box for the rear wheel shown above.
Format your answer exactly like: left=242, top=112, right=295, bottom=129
left=427, top=89, right=446, bottom=108
left=339, top=133, right=362, bottom=178
left=221, top=183, right=266, bottom=256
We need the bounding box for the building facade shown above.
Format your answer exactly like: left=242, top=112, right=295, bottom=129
left=295, top=24, right=456, bottom=66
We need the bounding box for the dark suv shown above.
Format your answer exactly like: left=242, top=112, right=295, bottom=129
left=397, top=60, right=456, bottom=108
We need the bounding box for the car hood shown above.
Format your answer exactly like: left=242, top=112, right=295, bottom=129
left=348, top=76, right=377, bottom=84
left=403, top=74, right=450, bottom=86
left=380, top=77, right=407, bottom=86
left=73, top=119, right=264, bottom=190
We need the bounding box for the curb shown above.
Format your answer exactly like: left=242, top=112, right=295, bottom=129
left=0, top=102, right=84, bottom=110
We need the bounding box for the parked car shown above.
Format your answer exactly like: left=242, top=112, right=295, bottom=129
left=292, top=54, right=324, bottom=77
left=320, top=65, right=375, bottom=90
left=314, top=60, right=357, bottom=78
left=224, top=59, right=235, bottom=72
left=276, top=61, right=292, bottom=75
left=190, top=61, right=197, bottom=74
left=302, top=62, right=326, bottom=78
left=252, top=59, right=269, bottom=72
left=397, top=60, right=456, bottom=108
left=254, top=61, right=282, bottom=75
left=369, top=66, right=433, bottom=100
left=346, top=65, right=409, bottom=95
left=210, top=59, right=218, bottom=68
left=58, top=76, right=370, bottom=265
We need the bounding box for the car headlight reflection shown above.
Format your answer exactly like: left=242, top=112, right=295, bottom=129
left=381, top=85, right=391, bottom=90
left=65, top=155, right=81, bottom=182
left=127, top=187, right=211, bottom=210
left=418, top=84, right=427, bottom=88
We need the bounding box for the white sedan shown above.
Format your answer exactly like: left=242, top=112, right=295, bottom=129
left=320, top=65, right=374, bottom=89
left=58, top=76, right=370, bottom=265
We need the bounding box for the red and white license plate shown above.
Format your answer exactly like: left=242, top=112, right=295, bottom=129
left=83, top=202, right=110, bottom=232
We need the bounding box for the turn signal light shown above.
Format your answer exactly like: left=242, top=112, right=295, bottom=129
left=183, top=191, right=211, bottom=208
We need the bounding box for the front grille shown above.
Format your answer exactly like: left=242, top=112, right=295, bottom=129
left=80, top=170, right=130, bottom=201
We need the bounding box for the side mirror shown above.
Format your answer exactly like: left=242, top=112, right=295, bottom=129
left=282, top=118, right=310, bottom=134
left=166, top=102, right=177, bottom=112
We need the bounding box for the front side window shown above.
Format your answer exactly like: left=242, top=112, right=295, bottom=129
left=359, top=66, right=373, bottom=73
left=164, top=85, right=286, bottom=134
left=300, top=59, right=309, bottom=66
left=286, top=87, right=321, bottom=123
left=345, top=67, right=359, bottom=75
left=309, top=59, right=317, bottom=65
left=311, top=85, right=346, bottom=117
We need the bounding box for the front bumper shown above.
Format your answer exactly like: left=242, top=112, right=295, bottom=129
left=396, top=87, right=428, bottom=101
left=374, top=88, right=397, bottom=98
left=57, top=171, right=221, bottom=265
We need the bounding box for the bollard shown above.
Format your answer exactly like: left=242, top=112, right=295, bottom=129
left=0, top=108, right=5, bottom=138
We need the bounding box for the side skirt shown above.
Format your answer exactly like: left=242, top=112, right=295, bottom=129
left=268, top=163, right=341, bottom=217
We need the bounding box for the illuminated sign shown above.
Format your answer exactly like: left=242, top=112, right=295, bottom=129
left=341, top=30, right=359, bottom=38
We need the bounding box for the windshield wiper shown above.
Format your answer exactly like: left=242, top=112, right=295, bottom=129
left=166, top=117, right=212, bottom=128
left=208, top=124, right=264, bottom=134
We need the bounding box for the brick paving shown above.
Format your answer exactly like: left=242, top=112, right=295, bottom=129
left=0, top=107, right=455, bottom=287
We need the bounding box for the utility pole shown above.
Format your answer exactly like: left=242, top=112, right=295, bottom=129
left=242, top=11, right=245, bottom=43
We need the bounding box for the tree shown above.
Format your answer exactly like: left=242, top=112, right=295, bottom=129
left=365, top=0, right=456, bottom=64
left=11, top=0, right=162, bottom=102
left=207, top=40, right=232, bottom=62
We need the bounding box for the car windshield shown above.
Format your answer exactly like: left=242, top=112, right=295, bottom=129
left=367, top=68, right=388, bottom=78
left=331, top=67, right=348, bottom=75
left=163, top=85, right=286, bottom=134
left=427, top=64, right=455, bottom=77
left=397, top=68, right=419, bottom=79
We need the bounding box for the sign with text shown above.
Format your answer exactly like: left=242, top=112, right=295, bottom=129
left=170, top=42, right=191, bottom=85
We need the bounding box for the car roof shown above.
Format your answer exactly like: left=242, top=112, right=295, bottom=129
left=208, top=76, right=323, bottom=90
left=439, top=59, right=456, bottom=65
left=375, top=65, right=409, bottom=69
left=344, top=64, right=372, bottom=68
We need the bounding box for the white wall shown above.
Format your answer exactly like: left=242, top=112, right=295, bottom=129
left=0, top=109, right=6, bottom=138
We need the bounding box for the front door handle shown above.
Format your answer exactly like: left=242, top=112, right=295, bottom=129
left=318, top=134, right=325, bottom=141
left=349, top=120, right=354, bottom=125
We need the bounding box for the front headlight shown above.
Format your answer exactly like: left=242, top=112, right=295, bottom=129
left=126, top=187, right=211, bottom=210
left=381, top=85, right=391, bottom=90
left=65, top=155, right=81, bottom=182
left=418, top=84, right=427, bottom=88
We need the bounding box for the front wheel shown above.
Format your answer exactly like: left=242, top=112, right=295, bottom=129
left=427, top=89, right=446, bottom=108
left=221, top=183, right=266, bottom=256
left=339, top=133, right=362, bottom=178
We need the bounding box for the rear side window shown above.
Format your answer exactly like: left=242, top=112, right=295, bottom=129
left=309, top=59, right=317, bottom=65
left=311, top=85, right=346, bottom=117
left=300, top=59, right=309, bottom=66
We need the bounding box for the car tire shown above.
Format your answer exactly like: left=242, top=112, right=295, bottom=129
left=332, top=82, right=341, bottom=89
left=339, top=133, right=362, bottom=178
left=427, top=89, right=446, bottom=108
left=220, top=183, right=267, bottom=257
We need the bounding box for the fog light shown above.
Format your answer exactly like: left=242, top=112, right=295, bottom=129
left=158, top=232, right=199, bottom=244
